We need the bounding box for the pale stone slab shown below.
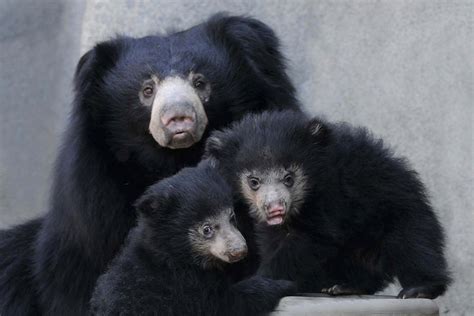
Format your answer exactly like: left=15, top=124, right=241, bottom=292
left=272, top=294, right=439, bottom=316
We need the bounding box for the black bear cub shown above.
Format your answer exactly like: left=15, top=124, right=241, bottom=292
left=206, top=110, right=451, bottom=299
left=90, top=160, right=295, bottom=315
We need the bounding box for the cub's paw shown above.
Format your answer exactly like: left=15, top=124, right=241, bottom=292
left=237, top=275, right=296, bottom=297
left=272, top=279, right=298, bottom=297
left=321, top=284, right=364, bottom=296
left=398, top=285, right=445, bottom=299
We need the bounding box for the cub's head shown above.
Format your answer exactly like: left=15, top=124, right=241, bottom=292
left=73, top=14, right=297, bottom=159
left=205, top=110, right=329, bottom=226
left=135, top=160, right=247, bottom=269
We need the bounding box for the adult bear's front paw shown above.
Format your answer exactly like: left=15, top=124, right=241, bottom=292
left=272, top=279, right=298, bottom=297
left=236, top=275, right=297, bottom=299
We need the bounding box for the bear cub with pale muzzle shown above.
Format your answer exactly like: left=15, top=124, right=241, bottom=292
left=90, top=159, right=296, bottom=315
left=206, top=110, right=451, bottom=300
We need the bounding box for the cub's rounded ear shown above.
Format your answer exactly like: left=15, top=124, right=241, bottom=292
left=198, top=156, right=220, bottom=170
left=134, top=186, right=174, bottom=218
left=134, top=193, right=161, bottom=218
left=74, top=39, right=122, bottom=94
left=203, top=131, right=226, bottom=159
left=307, top=118, right=330, bottom=145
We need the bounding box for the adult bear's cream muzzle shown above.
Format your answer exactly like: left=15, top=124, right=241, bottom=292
left=144, top=75, right=209, bottom=149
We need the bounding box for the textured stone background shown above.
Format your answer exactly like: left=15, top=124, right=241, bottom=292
left=0, top=0, right=472, bottom=314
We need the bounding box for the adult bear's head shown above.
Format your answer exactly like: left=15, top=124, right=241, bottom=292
left=73, top=14, right=298, bottom=153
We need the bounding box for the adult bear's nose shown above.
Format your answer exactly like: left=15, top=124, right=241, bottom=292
left=163, top=115, right=194, bottom=127
left=161, top=102, right=196, bottom=127
left=162, top=114, right=196, bottom=134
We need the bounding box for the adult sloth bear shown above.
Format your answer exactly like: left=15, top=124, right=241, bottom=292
left=90, top=160, right=296, bottom=315
left=206, top=110, right=450, bottom=299
left=0, top=15, right=299, bottom=315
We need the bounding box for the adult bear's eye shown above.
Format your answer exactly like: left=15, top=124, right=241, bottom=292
left=248, top=177, right=261, bottom=191
left=143, top=86, right=154, bottom=98
left=230, top=211, right=237, bottom=225
left=193, top=74, right=207, bottom=90
left=202, top=225, right=214, bottom=238
left=194, top=79, right=205, bottom=89
left=283, top=174, right=294, bottom=187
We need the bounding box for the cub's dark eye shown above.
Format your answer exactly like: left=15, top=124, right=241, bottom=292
left=202, top=225, right=214, bottom=238
left=247, top=177, right=260, bottom=191
left=283, top=174, right=294, bottom=187
left=142, top=86, right=154, bottom=98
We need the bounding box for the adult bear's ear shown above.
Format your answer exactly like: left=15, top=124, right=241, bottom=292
left=74, top=39, right=122, bottom=95
left=206, top=14, right=297, bottom=107
left=307, top=117, right=330, bottom=146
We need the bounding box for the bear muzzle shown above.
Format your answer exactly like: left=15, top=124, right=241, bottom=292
left=148, top=76, right=208, bottom=149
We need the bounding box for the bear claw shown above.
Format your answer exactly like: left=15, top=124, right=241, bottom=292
left=397, top=286, right=440, bottom=299
left=321, top=284, right=362, bottom=296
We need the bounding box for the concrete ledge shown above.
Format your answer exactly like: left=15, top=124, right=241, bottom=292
left=272, top=294, right=439, bottom=316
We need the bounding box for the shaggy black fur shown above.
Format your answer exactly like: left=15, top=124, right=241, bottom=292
left=90, top=160, right=296, bottom=315
left=0, top=219, right=41, bottom=315
left=0, top=14, right=299, bottom=315
left=206, top=110, right=451, bottom=299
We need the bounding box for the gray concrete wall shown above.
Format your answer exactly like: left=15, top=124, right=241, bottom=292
left=0, top=0, right=86, bottom=225
left=0, top=0, right=472, bottom=315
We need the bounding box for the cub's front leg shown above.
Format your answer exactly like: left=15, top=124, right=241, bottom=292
left=257, top=229, right=328, bottom=292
